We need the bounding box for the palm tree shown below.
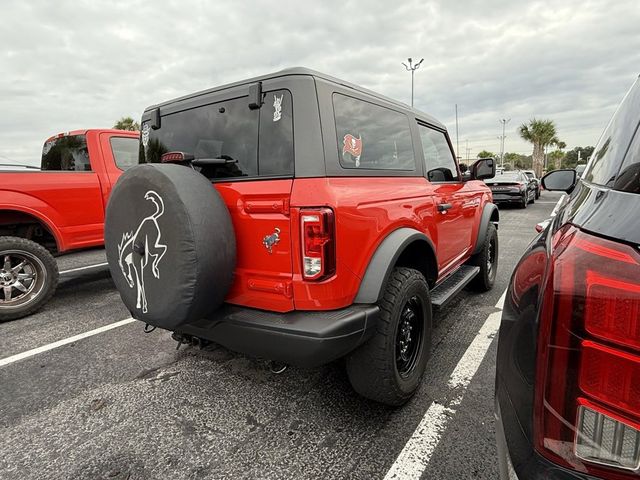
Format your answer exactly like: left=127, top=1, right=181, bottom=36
left=113, top=116, right=140, bottom=131
left=518, top=119, right=559, bottom=177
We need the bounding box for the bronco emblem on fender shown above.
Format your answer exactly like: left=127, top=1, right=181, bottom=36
left=262, top=228, right=281, bottom=254
left=117, top=191, right=168, bottom=313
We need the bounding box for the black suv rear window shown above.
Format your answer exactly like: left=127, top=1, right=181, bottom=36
left=140, top=90, right=293, bottom=180
left=41, top=135, right=91, bottom=171
left=333, top=94, right=415, bottom=171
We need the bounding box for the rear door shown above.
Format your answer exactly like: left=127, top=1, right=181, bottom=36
left=417, top=124, right=477, bottom=273
left=98, top=132, right=140, bottom=197
left=141, top=87, right=296, bottom=312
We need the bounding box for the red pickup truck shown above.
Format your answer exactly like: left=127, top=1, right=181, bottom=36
left=0, top=129, right=139, bottom=321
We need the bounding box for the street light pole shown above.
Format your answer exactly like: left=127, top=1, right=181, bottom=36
left=498, top=118, right=511, bottom=168
left=402, top=57, right=424, bottom=108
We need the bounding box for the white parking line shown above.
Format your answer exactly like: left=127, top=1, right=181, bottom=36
left=0, top=317, right=135, bottom=368
left=384, top=289, right=506, bottom=480
left=59, top=262, right=109, bottom=275
left=495, top=289, right=507, bottom=309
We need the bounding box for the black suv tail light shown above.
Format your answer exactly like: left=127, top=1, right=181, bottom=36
left=535, top=226, right=640, bottom=476
left=300, top=208, right=335, bottom=281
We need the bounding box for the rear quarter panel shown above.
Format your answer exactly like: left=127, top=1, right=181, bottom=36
left=290, top=177, right=440, bottom=309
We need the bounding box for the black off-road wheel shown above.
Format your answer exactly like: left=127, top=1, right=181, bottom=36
left=0, top=236, right=58, bottom=322
left=346, top=267, right=432, bottom=406
left=468, top=223, right=498, bottom=292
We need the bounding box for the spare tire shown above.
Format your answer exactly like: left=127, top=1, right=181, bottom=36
left=105, top=163, right=236, bottom=329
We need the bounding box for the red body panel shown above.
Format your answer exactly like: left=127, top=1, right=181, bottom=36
left=214, top=180, right=295, bottom=312
left=0, top=129, right=139, bottom=252
left=217, top=176, right=492, bottom=312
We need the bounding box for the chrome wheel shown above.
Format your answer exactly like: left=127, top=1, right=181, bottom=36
left=395, top=295, right=424, bottom=378
left=0, top=251, right=47, bottom=309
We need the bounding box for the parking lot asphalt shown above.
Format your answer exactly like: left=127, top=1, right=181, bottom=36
left=0, top=193, right=563, bottom=480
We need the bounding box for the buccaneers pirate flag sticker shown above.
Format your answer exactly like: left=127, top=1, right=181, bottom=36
left=342, top=134, right=363, bottom=167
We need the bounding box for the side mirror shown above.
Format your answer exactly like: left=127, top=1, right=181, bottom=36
left=541, top=169, right=577, bottom=193
left=471, top=157, right=496, bottom=180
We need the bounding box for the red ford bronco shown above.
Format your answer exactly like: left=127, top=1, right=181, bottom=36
left=0, top=129, right=139, bottom=321
left=105, top=68, right=498, bottom=405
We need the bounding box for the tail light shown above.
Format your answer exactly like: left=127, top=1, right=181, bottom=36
left=160, top=151, right=194, bottom=163
left=300, top=208, right=335, bottom=281
left=535, top=226, right=640, bottom=476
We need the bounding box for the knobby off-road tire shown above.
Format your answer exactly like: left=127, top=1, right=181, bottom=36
left=346, top=267, right=432, bottom=406
left=0, top=236, right=58, bottom=321
left=468, top=223, right=498, bottom=292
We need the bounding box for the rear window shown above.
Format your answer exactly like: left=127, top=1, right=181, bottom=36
left=110, top=137, right=139, bottom=170
left=41, top=134, right=91, bottom=171
left=333, top=94, right=415, bottom=171
left=496, top=172, right=522, bottom=181
left=140, top=90, right=294, bottom=179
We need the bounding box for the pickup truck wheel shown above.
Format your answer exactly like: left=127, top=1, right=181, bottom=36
left=346, top=267, right=432, bottom=406
left=468, top=223, right=498, bottom=292
left=0, top=236, right=58, bottom=321
left=105, top=164, right=236, bottom=329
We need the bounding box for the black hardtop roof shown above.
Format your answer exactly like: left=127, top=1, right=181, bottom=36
left=144, top=67, right=445, bottom=129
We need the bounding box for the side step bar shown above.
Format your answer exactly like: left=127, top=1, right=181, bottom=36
left=430, top=265, right=480, bottom=308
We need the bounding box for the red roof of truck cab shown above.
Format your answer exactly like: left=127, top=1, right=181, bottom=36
left=43, top=129, right=139, bottom=144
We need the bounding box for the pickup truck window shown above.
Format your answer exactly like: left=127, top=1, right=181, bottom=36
left=333, top=93, right=415, bottom=171
left=418, top=125, right=459, bottom=182
left=110, top=137, right=139, bottom=171
left=41, top=134, right=91, bottom=171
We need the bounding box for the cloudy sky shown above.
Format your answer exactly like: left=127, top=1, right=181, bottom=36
left=1, top=0, right=639, bottom=166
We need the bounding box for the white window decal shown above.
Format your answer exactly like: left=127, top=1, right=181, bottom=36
left=273, top=94, right=283, bottom=122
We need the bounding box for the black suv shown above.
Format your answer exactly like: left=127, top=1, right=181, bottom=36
left=495, top=75, right=640, bottom=479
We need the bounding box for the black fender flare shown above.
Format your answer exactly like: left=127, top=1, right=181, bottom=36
left=354, top=228, right=437, bottom=304
left=472, top=203, right=500, bottom=255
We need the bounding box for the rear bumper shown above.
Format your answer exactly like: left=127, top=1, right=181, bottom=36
left=174, top=304, right=379, bottom=368
left=492, top=192, right=525, bottom=204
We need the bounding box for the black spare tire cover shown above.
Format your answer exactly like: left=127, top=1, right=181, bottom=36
left=105, top=163, right=236, bottom=329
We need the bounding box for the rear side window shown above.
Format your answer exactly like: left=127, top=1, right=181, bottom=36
left=110, top=137, right=139, bottom=170
left=333, top=94, right=415, bottom=170
left=418, top=125, right=459, bottom=182
left=614, top=126, right=640, bottom=193
left=140, top=90, right=293, bottom=179
left=584, top=78, right=640, bottom=187
left=41, top=135, right=91, bottom=171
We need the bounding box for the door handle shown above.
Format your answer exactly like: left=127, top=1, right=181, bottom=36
left=437, top=203, right=452, bottom=212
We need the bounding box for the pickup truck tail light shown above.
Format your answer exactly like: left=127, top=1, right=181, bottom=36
left=300, top=208, right=335, bottom=281
left=535, top=226, right=640, bottom=476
